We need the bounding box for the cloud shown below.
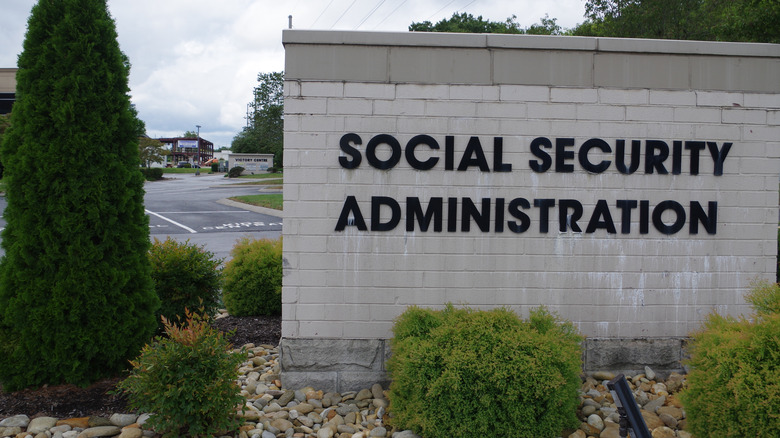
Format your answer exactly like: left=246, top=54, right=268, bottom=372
left=1, top=0, right=586, bottom=147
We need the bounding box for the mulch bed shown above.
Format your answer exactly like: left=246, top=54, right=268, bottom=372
left=0, top=314, right=281, bottom=418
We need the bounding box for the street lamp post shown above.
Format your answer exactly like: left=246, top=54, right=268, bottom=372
left=195, top=124, right=201, bottom=176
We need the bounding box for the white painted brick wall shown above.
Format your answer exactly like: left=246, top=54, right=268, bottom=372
left=283, top=80, right=779, bottom=341
left=696, top=91, right=745, bottom=107
left=344, top=83, right=395, bottom=99
left=649, top=90, right=697, bottom=106
left=551, top=87, right=599, bottom=103
left=599, top=88, right=649, bottom=105
left=301, top=82, right=344, bottom=98
left=450, top=85, right=500, bottom=101
left=499, top=85, right=550, bottom=102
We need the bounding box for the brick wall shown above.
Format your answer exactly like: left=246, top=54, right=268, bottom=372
left=280, top=31, right=780, bottom=391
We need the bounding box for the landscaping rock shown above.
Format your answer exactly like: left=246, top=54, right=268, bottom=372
left=27, top=417, right=57, bottom=434
left=108, top=415, right=137, bottom=428
left=76, top=426, right=121, bottom=438
left=116, top=429, right=142, bottom=438
left=0, top=427, right=22, bottom=437
left=0, top=416, right=29, bottom=428
left=0, top=343, right=692, bottom=438
left=592, top=371, right=616, bottom=380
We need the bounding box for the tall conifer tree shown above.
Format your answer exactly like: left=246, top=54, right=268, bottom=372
left=0, top=0, right=159, bottom=390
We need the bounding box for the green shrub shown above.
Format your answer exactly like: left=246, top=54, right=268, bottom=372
left=117, top=309, right=246, bottom=437
left=222, top=237, right=282, bottom=316
left=680, top=282, right=780, bottom=438
left=227, top=166, right=244, bottom=178
left=149, top=238, right=222, bottom=331
left=141, top=167, right=164, bottom=181
left=179, top=162, right=192, bottom=168
left=211, top=163, right=219, bottom=173
left=267, top=166, right=279, bottom=173
left=0, top=0, right=158, bottom=390
left=746, top=280, right=780, bottom=316
left=387, top=305, right=582, bottom=438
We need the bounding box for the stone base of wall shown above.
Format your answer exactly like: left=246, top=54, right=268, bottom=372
left=280, top=337, right=689, bottom=392
left=583, top=337, right=690, bottom=375
left=280, top=338, right=392, bottom=393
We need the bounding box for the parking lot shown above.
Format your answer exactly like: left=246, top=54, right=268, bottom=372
left=0, top=172, right=283, bottom=262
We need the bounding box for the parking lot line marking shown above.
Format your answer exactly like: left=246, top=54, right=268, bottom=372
left=152, top=211, right=250, bottom=214
left=145, top=209, right=197, bottom=234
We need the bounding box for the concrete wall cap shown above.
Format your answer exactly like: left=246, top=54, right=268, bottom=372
left=596, top=36, right=780, bottom=57
left=487, top=33, right=597, bottom=50
left=283, top=29, right=487, bottom=48
left=283, top=29, right=780, bottom=58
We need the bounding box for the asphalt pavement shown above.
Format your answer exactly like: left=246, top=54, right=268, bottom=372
left=0, top=172, right=283, bottom=262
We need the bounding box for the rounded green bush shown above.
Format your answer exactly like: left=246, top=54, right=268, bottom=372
left=227, top=166, right=244, bottom=178
left=387, top=305, right=583, bottom=438
left=141, top=167, right=164, bottom=181
left=117, top=310, right=246, bottom=437
left=222, top=237, right=282, bottom=316
left=680, top=282, right=780, bottom=438
left=149, top=238, right=222, bottom=330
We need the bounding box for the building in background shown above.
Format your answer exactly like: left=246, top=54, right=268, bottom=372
left=157, top=136, right=214, bottom=166
left=0, top=68, right=17, bottom=114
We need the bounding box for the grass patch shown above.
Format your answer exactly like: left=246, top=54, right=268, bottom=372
left=229, top=194, right=282, bottom=210
left=228, top=179, right=283, bottom=186
left=237, top=173, right=282, bottom=179
left=161, top=168, right=203, bottom=174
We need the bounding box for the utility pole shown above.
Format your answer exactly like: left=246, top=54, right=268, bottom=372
left=195, top=124, right=201, bottom=176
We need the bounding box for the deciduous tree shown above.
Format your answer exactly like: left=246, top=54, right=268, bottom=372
left=232, top=71, right=284, bottom=167
left=575, top=0, right=779, bottom=43
left=410, top=12, right=523, bottom=33
left=139, top=136, right=169, bottom=168
left=409, top=12, right=571, bottom=36
left=0, top=0, right=159, bottom=390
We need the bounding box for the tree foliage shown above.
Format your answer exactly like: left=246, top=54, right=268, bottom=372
left=129, top=104, right=146, bottom=138
left=138, top=136, right=168, bottom=168
left=0, top=113, right=10, bottom=178
left=410, top=12, right=523, bottom=33
left=232, top=71, right=283, bottom=167
left=526, top=14, right=564, bottom=35
left=0, top=0, right=159, bottom=390
left=410, top=12, right=567, bottom=35
left=181, top=130, right=199, bottom=138
left=411, top=4, right=778, bottom=42
left=0, top=114, right=11, bottom=136
left=575, top=0, right=780, bottom=43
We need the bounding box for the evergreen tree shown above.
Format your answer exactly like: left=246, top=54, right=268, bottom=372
left=0, top=0, right=159, bottom=390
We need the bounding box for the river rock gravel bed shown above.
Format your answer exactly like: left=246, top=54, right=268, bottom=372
left=0, top=342, right=690, bottom=438
left=1, top=311, right=691, bottom=438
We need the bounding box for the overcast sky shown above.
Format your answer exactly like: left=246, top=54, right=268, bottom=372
left=1, top=0, right=587, bottom=148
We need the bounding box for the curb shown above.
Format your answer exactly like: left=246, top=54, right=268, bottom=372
left=216, top=198, right=284, bottom=219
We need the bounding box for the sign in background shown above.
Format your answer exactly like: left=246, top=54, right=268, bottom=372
left=177, top=139, right=198, bottom=151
